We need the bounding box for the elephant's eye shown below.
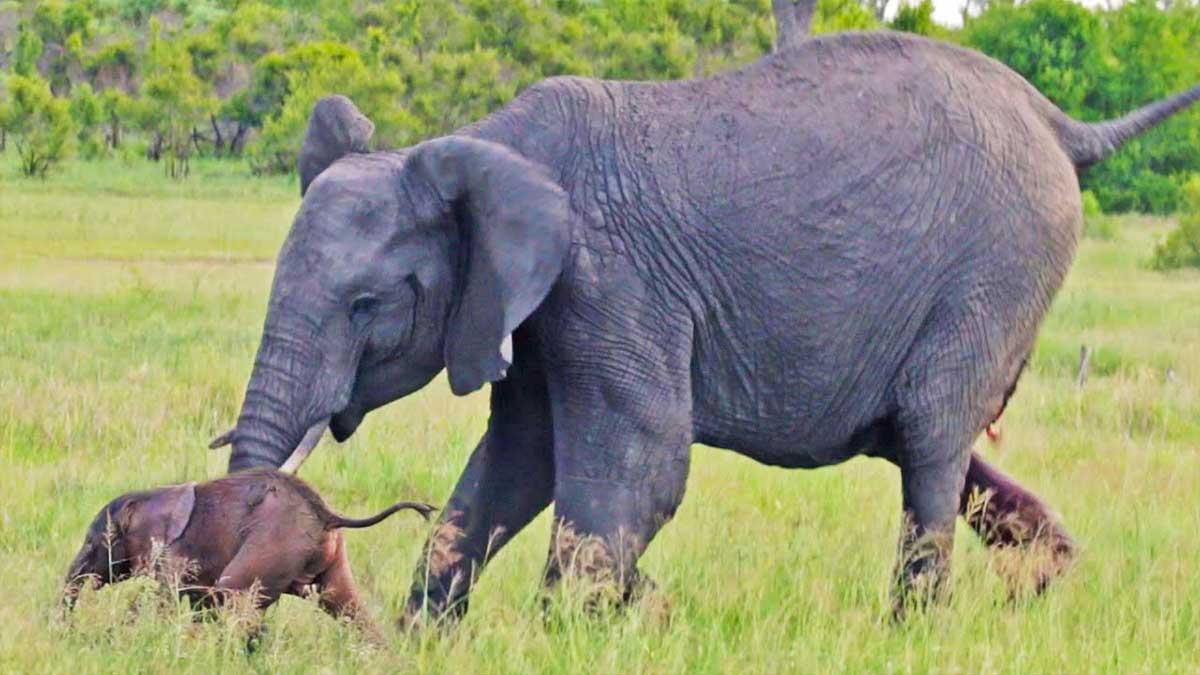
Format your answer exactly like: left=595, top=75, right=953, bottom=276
left=351, top=295, right=380, bottom=323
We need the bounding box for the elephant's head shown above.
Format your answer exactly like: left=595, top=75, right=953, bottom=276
left=63, top=484, right=196, bottom=607
left=221, top=96, right=572, bottom=473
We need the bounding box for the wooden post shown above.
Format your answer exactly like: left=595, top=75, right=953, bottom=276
left=1076, top=345, right=1091, bottom=388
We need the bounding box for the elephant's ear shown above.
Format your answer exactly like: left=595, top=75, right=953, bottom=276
left=298, top=95, right=375, bottom=196
left=127, top=483, right=197, bottom=545
left=410, top=137, right=572, bottom=396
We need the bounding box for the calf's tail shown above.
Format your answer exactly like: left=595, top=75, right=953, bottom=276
left=325, top=501, right=437, bottom=530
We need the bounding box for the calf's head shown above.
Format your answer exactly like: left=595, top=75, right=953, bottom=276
left=63, top=484, right=196, bottom=607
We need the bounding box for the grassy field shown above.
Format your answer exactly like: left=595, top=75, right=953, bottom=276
left=1, top=158, right=1199, bottom=674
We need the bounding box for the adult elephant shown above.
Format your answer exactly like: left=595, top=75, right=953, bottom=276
left=216, top=32, right=1200, bottom=620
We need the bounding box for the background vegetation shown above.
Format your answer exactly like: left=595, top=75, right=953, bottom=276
left=1, top=155, right=1198, bottom=673
left=0, top=0, right=1198, bottom=215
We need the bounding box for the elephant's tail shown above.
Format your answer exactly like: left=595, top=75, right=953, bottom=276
left=1061, top=84, right=1200, bottom=168
left=324, top=500, right=437, bottom=530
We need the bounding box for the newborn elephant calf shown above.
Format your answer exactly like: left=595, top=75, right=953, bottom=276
left=64, top=469, right=434, bottom=634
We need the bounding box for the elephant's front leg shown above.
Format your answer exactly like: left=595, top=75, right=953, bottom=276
left=541, top=323, right=694, bottom=606
left=405, top=357, right=555, bottom=624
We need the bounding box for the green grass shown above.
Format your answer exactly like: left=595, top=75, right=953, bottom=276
left=2, top=157, right=1199, bottom=673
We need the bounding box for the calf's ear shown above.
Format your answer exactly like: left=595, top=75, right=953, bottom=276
left=126, top=483, right=197, bottom=545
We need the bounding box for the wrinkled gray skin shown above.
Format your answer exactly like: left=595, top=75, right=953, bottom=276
left=218, top=32, right=1200, bottom=620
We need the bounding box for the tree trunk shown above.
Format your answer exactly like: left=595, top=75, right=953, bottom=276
left=863, top=0, right=890, bottom=21
left=210, top=115, right=225, bottom=156
left=230, top=123, right=248, bottom=156
left=773, top=0, right=815, bottom=52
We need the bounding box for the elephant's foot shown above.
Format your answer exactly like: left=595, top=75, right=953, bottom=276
left=540, top=523, right=671, bottom=625
left=402, top=518, right=474, bottom=631
left=891, top=449, right=969, bottom=621
left=891, top=516, right=956, bottom=620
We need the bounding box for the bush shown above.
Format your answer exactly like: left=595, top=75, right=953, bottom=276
left=1151, top=176, right=1200, bottom=270
left=248, top=60, right=416, bottom=175
left=69, top=82, right=106, bottom=159
left=1081, top=189, right=1120, bottom=240
left=1081, top=190, right=1103, bottom=217
left=0, top=74, right=75, bottom=177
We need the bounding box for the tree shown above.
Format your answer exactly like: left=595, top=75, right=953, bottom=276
left=12, top=25, right=43, bottom=77
left=1083, top=0, right=1200, bottom=213
left=99, top=88, right=133, bottom=150
left=86, top=40, right=137, bottom=93
left=891, top=0, right=947, bottom=38
left=1, top=74, right=75, bottom=177
left=963, top=0, right=1109, bottom=119
left=68, top=81, right=104, bottom=158
left=249, top=48, right=415, bottom=174
left=1151, top=175, right=1200, bottom=269
left=859, top=0, right=891, bottom=22
left=138, top=20, right=217, bottom=177
left=0, top=76, right=9, bottom=153
left=813, top=0, right=880, bottom=33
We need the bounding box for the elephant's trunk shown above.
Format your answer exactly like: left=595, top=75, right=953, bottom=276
left=62, top=547, right=104, bottom=611
left=228, top=315, right=324, bottom=473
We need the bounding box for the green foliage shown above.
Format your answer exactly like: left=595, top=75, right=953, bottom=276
left=0, top=76, right=9, bottom=152
left=1084, top=215, right=1121, bottom=242
left=963, top=0, right=1200, bottom=214
left=962, top=0, right=1108, bottom=119
left=137, top=19, right=217, bottom=178
left=99, top=87, right=133, bottom=149
left=12, top=25, right=42, bottom=77
left=890, top=0, right=946, bottom=39
left=0, top=0, right=1196, bottom=208
left=1081, top=190, right=1103, bottom=218
left=397, top=47, right=515, bottom=138
left=249, top=52, right=415, bottom=174
left=812, top=0, right=879, bottom=33
left=85, top=39, right=137, bottom=91
left=1, top=74, right=74, bottom=177
left=68, top=81, right=104, bottom=158
left=1152, top=176, right=1200, bottom=270
left=1079, top=189, right=1122, bottom=240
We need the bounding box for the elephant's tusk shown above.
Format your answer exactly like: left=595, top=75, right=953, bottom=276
left=208, top=427, right=236, bottom=449
left=280, top=418, right=330, bottom=474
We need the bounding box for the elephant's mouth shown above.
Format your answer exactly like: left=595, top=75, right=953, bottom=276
left=330, top=405, right=364, bottom=442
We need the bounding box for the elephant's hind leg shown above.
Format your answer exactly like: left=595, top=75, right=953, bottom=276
left=890, top=307, right=1025, bottom=615
left=961, top=451, right=1076, bottom=594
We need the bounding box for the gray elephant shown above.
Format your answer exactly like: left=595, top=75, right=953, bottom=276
left=213, top=31, right=1200, bottom=620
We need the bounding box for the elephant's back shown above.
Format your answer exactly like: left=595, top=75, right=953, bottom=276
left=586, top=33, right=1082, bottom=462
left=596, top=32, right=1080, bottom=270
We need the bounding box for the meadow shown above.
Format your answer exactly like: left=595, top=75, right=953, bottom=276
left=1, top=157, right=1198, bottom=674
